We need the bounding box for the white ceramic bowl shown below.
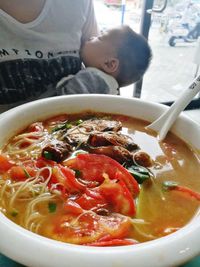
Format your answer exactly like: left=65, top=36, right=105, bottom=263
left=0, top=95, right=200, bottom=267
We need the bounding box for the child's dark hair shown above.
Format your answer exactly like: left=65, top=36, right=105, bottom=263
left=116, top=25, right=152, bottom=87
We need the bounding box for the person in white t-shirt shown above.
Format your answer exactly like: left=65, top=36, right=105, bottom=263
left=0, top=0, right=98, bottom=112
left=56, top=25, right=152, bottom=96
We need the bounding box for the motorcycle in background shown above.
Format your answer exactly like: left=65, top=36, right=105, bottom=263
left=168, top=13, right=200, bottom=47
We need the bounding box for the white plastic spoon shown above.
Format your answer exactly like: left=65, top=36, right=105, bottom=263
left=146, top=74, right=200, bottom=141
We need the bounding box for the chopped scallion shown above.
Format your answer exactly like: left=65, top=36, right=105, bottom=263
left=162, top=181, right=179, bottom=190
left=23, top=168, right=31, bottom=178
left=65, top=123, right=72, bottom=129
left=52, top=124, right=66, bottom=132
left=48, top=202, right=57, bottom=213
left=75, top=119, right=83, bottom=125
left=10, top=209, right=18, bottom=217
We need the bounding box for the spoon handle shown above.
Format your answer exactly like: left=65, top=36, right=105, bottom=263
left=147, top=74, right=200, bottom=141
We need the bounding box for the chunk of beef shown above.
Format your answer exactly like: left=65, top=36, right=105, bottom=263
left=88, top=132, right=139, bottom=151
left=133, top=151, right=153, bottom=167
left=42, top=140, right=72, bottom=163
left=64, top=119, right=122, bottom=147
left=81, top=119, right=122, bottom=132
left=88, top=145, right=133, bottom=164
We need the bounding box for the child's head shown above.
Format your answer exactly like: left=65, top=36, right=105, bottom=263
left=80, top=25, right=152, bottom=87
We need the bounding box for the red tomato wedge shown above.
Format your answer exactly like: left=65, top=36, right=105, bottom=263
left=9, top=166, right=36, bottom=181
left=36, top=157, right=56, bottom=168
left=46, top=212, right=132, bottom=245
left=48, top=213, right=103, bottom=244
left=0, top=154, right=15, bottom=173
left=87, top=238, right=137, bottom=247
left=35, top=158, right=86, bottom=195
left=75, top=188, right=108, bottom=212
left=63, top=199, right=84, bottom=215
left=169, top=185, right=200, bottom=201
left=75, top=179, right=136, bottom=216
left=98, top=179, right=136, bottom=216
left=49, top=165, right=86, bottom=194
left=65, top=154, right=139, bottom=198
left=27, top=122, right=44, bottom=132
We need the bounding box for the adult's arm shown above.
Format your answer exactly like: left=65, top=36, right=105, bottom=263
left=81, top=0, right=99, bottom=44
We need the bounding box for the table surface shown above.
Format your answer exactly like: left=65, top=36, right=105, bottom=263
left=1, top=253, right=200, bottom=267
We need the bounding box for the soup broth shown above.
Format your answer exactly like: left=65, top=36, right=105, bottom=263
left=0, top=111, right=199, bottom=246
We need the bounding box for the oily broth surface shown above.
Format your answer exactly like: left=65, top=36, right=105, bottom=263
left=0, top=111, right=200, bottom=244
left=118, top=115, right=200, bottom=242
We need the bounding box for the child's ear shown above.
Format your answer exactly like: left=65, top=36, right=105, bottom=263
left=102, top=57, right=119, bottom=74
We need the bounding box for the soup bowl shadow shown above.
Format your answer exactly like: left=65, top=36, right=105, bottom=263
left=0, top=94, right=200, bottom=267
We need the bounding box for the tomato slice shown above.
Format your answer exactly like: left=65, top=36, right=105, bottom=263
left=47, top=213, right=102, bottom=244
left=98, top=179, right=136, bottom=216
left=35, top=158, right=86, bottom=195
left=49, top=165, right=86, bottom=195
left=65, top=154, right=139, bottom=197
left=74, top=178, right=136, bottom=216
left=75, top=188, right=108, bottom=211
left=63, top=199, right=83, bottom=215
left=9, top=166, right=36, bottom=181
left=59, top=165, right=86, bottom=192
left=36, top=157, right=56, bottom=168
left=45, top=212, right=132, bottom=245
left=27, top=122, right=44, bottom=132
left=167, top=184, right=200, bottom=201
left=98, top=213, right=132, bottom=240
left=87, top=238, right=137, bottom=247
left=0, top=154, right=15, bottom=173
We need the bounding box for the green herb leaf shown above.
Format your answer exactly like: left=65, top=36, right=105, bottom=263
left=75, top=119, right=83, bottom=125
left=48, top=202, right=57, bottom=213
left=65, top=123, right=72, bottom=129
left=52, top=124, right=66, bottom=133
left=126, top=165, right=150, bottom=184
left=23, top=168, right=31, bottom=178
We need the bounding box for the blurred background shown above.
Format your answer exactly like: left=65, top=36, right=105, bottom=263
left=93, top=0, right=200, bottom=112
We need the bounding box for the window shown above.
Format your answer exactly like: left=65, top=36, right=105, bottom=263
left=93, top=0, right=200, bottom=108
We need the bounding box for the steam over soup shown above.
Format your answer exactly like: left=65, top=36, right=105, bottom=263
left=0, top=111, right=200, bottom=246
